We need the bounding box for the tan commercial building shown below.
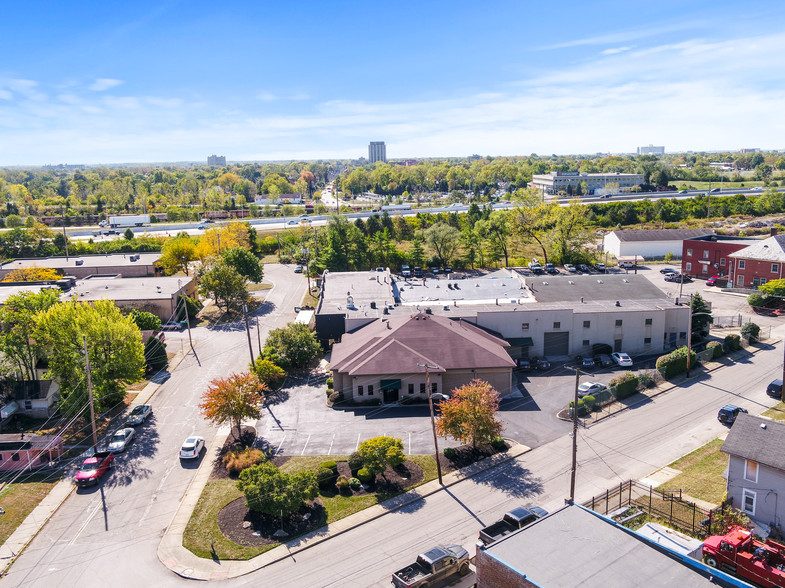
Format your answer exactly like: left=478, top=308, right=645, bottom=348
left=530, top=171, right=644, bottom=197
left=0, top=253, right=161, bottom=280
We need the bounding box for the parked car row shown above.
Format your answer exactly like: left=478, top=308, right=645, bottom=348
left=575, top=352, right=634, bottom=370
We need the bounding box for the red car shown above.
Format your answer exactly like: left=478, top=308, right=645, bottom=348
left=75, top=451, right=114, bottom=487
left=706, top=275, right=720, bottom=286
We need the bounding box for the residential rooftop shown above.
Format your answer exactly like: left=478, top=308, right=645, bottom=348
left=729, top=233, right=785, bottom=262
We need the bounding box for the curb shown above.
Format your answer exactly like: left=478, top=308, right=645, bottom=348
left=156, top=440, right=531, bottom=580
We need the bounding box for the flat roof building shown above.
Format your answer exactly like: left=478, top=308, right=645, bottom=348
left=207, top=154, right=226, bottom=166
left=637, top=144, right=665, bottom=155
left=0, top=253, right=161, bottom=280
left=530, top=171, right=644, bottom=197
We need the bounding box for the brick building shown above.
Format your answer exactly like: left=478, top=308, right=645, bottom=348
left=729, top=232, right=785, bottom=288
left=681, top=234, right=757, bottom=279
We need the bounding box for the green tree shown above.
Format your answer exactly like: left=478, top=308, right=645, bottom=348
left=33, top=300, right=145, bottom=414
left=691, top=293, right=713, bottom=334
left=740, top=322, right=761, bottom=342
left=237, top=462, right=318, bottom=516
left=130, top=310, right=161, bottom=331
left=251, top=357, right=286, bottom=388
left=358, top=436, right=405, bottom=478
left=199, top=372, right=265, bottom=439
left=198, top=260, right=248, bottom=311
left=422, top=222, right=461, bottom=267
left=123, top=228, right=135, bottom=240
left=263, top=323, right=321, bottom=370
left=436, top=379, right=503, bottom=449
left=144, top=336, right=168, bottom=373
left=160, top=237, right=197, bottom=276
left=486, top=211, right=511, bottom=267
left=0, top=289, right=61, bottom=380
left=223, top=247, right=264, bottom=283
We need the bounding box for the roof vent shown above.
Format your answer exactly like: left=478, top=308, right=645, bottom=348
left=542, top=281, right=548, bottom=286
left=615, top=301, right=621, bottom=307
left=623, top=279, right=629, bottom=283
left=761, top=423, right=768, bottom=429
left=568, top=280, right=575, bottom=285
left=597, top=280, right=603, bottom=284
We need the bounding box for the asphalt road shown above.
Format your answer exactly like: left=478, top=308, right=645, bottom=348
left=2, top=264, right=307, bottom=588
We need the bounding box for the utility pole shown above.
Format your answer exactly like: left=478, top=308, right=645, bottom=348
left=242, top=303, right=255, bottom=364
left=569, top=367, right=580, bottom=503
left=83, top=336, right=98, bottom=452
left=256, top=315, right=262, bottom=357
left=418, top=362, right=443, bottom=485
left=179, top=280, right=195, bottom=357
left=686, top=294, right=694, bottom=377
left=61, top=206, right=69, bottom=260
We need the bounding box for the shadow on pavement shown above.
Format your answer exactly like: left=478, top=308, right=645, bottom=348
left=470, top=461, right=544, bottom=499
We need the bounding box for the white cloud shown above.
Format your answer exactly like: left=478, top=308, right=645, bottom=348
left=89, top=78, right=124, bottom=92
left=601, top=46, right=632, bottom=55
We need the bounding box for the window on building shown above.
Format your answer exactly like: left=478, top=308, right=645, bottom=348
left=742, top=489, right=756, bottom=515
left=680, top=331, right=687, bottom=339
left=645, top=318, right=653, bottom=325
left=686, top=248, right=693, bottom=256
left=761, top=278, right=768, bottom=285
left=420, top=383, right=426, bottom=394
left=553, top=322, right=560, bottom=329
left=773, top=264, right=779, bottom=273
left=644, top=337, right=652, bottom=344
left=703, top=250, right=710, bottom=259
left=721, top=258, right=726, bottom=266
left=367, top=384, right=373, bottom=395
left=739, top=260, right=746, bottom=269
left=408, top=383, right=414, bottom=395
left=583, top=320, right=590, bottom=328
left=582, top=339, right=590, bottom=346
left=24, top=401, right=32, bottom=410
left=522, top=323, right=529, bottom=331
left=685, top=262, right=692, bottom=272
left=615, top=319, right=623, bottom=327
left=358, top=385, right=364, bottom=396
left=11, top=453, right=19, bottom=461
left=431, top=382, right=437, bottom=394
left=745, top=460, right=759, bottom=483
left=737, top=275, right=745, bottom=286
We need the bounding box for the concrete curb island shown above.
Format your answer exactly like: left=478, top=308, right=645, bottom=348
left=156, top=441, right=532, bottom=581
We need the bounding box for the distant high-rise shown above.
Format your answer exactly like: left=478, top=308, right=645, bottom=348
left=207, top=154, right=226, bottom=166
left=637, top=145, right=665, bottom=155
left=368, top=142, right=387, bottom=163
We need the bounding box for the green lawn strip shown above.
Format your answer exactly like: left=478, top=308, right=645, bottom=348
left=246, top=283, right=272, bottom=292
left=762, top=402, right=785, bottom=422
left=184, top=454, right=439, bottom=560
left=659, top=438, right=727, bottom=505
left=0, top=479, right=59, bottom=545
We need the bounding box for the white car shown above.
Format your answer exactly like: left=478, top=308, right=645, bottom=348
left=107, top=428, right=135, bottom=453
left=611, top=352, right=633, bottom=367
left=179, top=436, right=205, bottom=459
left=578, top=382, right=606, bottom=398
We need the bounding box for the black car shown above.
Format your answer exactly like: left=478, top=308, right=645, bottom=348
left=595, top=354, right=612, bottom=367
left=717, top=404, right=748, bottom=425
left=516, top=358, right=532, bottom=371
left=580, top=356, right=595, bottom=369
left=578, top=264, right=590, bottom=273
left=534, top=357, right=551, bottom=370
left=767, top=379, right=783, bottom=398
left=660, top=267, right=677, bottom=275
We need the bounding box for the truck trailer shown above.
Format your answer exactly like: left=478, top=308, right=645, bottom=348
left=108, top=214, right=150, bottom=228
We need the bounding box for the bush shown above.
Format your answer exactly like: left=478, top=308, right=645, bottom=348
left=747, top=292, right=766, bottom=308
left=637, top=372, right=655, bottom=389
left=349, top=477, right=362, bottom=490
left=335, top=475, right=350, bottom=492
left=144, top=336, right=168, bottom=373
left=348, top=451, right=364, bottom=472
left=130, top=310, right=161, bottom=331
left=581, top=395, right=596, bottom=412
left=741, top=322, right=761, bottom=342
left=252, top=358, right=286, bottom=388
left=321, top=460, right=338, bottom=474
left=316, top=467, right=335, bottom=487
left=706, top=341, right=724, bottom=359
left=328, top=391, right=342, bottom=404
left=490, top=436, right=506, bottom=450
left=223, top=447, right=266, bottom=476
left=569, top=399, right=587, bottom=416
left=357, top=467, right=374, bottom=484
left=656, top=346, right=696, bottom=379
left=443, top=446, right=457, bottom=459
left=609, top=372, right=639, bottom=399
left=326, top=377, right=333, bottom=389
left=725, top=334, right=741, bottom=351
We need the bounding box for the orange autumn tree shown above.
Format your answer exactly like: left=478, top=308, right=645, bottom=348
left=2, top=266, right=61, bottom=282
left=199, top=372, right=266, bottom=440
left=435, top=379, right=503, bottom=449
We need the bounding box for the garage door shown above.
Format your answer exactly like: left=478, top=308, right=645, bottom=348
left=543, top=332, right=569, bottom=356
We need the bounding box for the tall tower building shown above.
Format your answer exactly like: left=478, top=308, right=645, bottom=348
left=368, top=142, right=387, bottom=163
left=207, top=154, right=226, bottom=166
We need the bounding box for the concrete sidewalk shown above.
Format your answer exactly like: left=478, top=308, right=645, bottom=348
left=156, top=440, right=532, bottom=580
left=0, top=348, right=189, bottom=577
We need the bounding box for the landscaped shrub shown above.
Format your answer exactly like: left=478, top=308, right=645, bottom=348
left=747, top=292, right=766, bottom=308
left=316, top=467, right=335, bottom=487
left=443, top=446, right=457, bottom=459
left=706, top=341, right=724, bottom=359
left=656, top=346, right=696, bottom=379
left=326, top=377, right=333, bottom=389
left=609, top=372, right=639, bottom=399
left=741, top=322, right=761, bottom=342
left=328, top=391, right=342, bottom=404
left=335, top=475, right=350, bottom=492
left=348, top=451, right=364, bottom=472
left=637, top=372, right=655, bottom=389
left=490, top=436, right=506, bottom=450
left=581, top=395, right=596, bottom=412
left=357, top=467, right=374, bottom=484
left=321, top=460, right=338, bottom=474
left=223, top=447, right=266, bottom=476
left=725, top=334, right=741, bottom=351
left=349, top=477, right=362, bottom=490
left=569, top=399, right=587, bottom=416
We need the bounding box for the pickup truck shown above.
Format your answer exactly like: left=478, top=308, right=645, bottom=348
left=703, top=525, right=785, bottom=587
left=74, top=451, right=114, bottom=487
left=477, top=506, right=548, bottom=548
left=391, top=545, right=470, bottom=588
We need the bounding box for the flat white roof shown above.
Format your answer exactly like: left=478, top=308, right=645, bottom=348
left=1, top=253, right=161, bottom=271
left=67, top=276, right=191, bottom=302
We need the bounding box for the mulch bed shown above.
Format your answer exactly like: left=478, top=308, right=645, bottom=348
left=209, top=425, right=258, bottom=481
left=438, top=441, right=510, bottom=474
left=218, top=498, right=327, bottom=547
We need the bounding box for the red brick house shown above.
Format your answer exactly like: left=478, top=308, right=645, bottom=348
left=729, top=232, right=785, bottom=288
left=681, top=235, right=758, bottom=279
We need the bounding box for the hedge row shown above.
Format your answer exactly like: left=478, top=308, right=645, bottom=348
left=656, top=346, right=697, bottom=379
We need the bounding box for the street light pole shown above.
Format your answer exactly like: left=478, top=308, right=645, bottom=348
left=418, top=362, right=443, bottom=485
left=569, top=367, right=580, bottom=503
left=686, top=294, right=694, bottom=377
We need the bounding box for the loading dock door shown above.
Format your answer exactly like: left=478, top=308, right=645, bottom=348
left=543, top=332, right=569, bottom=356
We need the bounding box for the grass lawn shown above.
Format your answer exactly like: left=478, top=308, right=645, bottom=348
left=0, top=479, right=60, bottom=545
left=762, top=402, right=785, bottom=422
left=183, top=454, right=438, bottom=560
left=660, top=438, right=727, bottom=505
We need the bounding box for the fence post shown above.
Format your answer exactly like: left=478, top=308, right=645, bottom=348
left=692, top=503, right=696, bottom=535
left=670, top=495, right=674, bottom=525
left=649, top=485, right=652, bottom=513
left=619, top=482, right=623, bottom=510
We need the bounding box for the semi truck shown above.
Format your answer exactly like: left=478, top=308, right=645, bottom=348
left=108, top=214, right=150, bottom=228
left=703, top=525, right=785, bottom=587
left=391, top=545, right=470, bottom=588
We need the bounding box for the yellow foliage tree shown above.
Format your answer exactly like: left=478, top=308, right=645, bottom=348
left=2, top=267, right=61, bottom=282
left=195, top=223, right=251, bottom=261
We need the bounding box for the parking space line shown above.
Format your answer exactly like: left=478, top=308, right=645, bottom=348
left=355, top=433, right=361, bottom=451
left=408, top=432, right=412, bottom=454
left=327, top=434, right=335, bottom=455
left=275, top=432, right=287, bottom=454
left=301, top=434, right=311, bottom=455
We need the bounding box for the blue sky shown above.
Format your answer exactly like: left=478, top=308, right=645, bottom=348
left=2, top=1, right=784, bottom=165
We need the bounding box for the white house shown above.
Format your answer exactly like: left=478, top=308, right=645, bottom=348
left=603, top=229, right=714, bottom=259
